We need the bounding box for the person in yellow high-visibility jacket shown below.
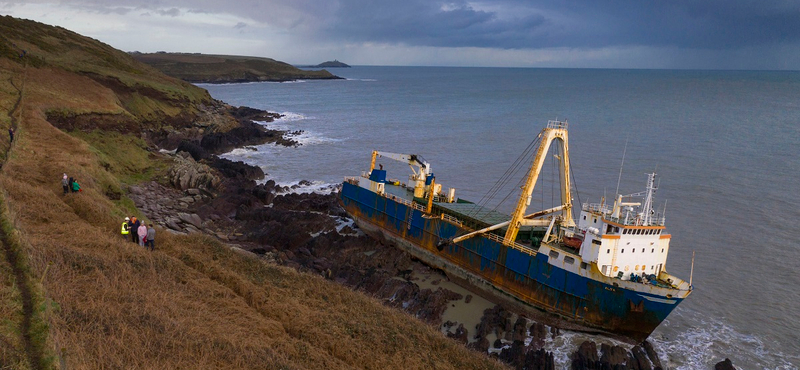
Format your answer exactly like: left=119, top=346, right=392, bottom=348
left=121, top=217, right=130, bottom=240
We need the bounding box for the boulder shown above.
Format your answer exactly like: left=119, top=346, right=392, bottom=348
left=714, top=358, right=736, bottom=370
left=570, top=341, right=599, bottom=370
left=168, top=154, right=221, bottom=191
left=178, top=212, right=203, bottom=228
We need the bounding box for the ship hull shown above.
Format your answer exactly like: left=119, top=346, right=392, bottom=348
left=341, top=181, right=685, bottom=343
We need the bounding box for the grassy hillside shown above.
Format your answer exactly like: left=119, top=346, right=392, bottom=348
left=0, top=15, right=237, bottom=135
left=131, top=52, right=342, bottom=83
left=0, top=16, right=505, bottom=369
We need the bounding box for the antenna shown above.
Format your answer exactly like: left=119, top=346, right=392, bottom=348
left=689, top=250, right=695, bottom=287
left=615, top=137, right=628, bottom=196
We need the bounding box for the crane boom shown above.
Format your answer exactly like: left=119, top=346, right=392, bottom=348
left=370, top=150, right=431, bottom=179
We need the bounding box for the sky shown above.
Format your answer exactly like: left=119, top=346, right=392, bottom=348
left=2, top=0, right=800, bottom=70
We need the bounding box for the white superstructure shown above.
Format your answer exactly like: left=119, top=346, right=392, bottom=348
left=575, top=173, right=671, bottom=280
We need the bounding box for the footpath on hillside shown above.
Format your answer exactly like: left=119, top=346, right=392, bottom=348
left=1, top=61, right=48, bottom=370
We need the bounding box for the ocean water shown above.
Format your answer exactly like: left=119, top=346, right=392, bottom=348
left=200, top=67, right=800, bottom=369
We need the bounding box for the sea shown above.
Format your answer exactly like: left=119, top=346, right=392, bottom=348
left=199, top=67, right=800, bottom=370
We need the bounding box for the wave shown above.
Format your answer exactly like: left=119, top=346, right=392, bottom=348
left=274, top=180, right=339, bottom=195
left=287, top=130, right=342, bottom=146
left=648, top=315, right=798, bottom=370
left=345, top=78, right=377, bottom=82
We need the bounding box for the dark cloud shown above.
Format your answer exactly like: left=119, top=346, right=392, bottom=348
left=320, top=0, right=800, bottom=50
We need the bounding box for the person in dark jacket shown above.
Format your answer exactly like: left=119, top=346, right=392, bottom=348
left=128, top=217, right=136, bottom=243
left=68, top=177, right=74, bottom=193
left=131, top=217, right=141, bottom=244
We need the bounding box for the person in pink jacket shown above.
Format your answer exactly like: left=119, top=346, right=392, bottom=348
left=137, top=223, right=148, bottom=247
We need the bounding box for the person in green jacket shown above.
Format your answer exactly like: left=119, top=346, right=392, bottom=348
left=71, top=179, right=81, bottom=192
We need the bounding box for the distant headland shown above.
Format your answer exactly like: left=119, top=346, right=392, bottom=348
left=307, top=60, right=351, bottom=68
left=129, top=52, right=343, bottom=83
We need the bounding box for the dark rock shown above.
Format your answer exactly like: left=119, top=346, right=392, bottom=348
left=600, top=343, right=628, bottom=368
left=630, top=345, right=652, bottom=370
left=498, top=340, right=525, bottom=366
left=446, top=323, right=469, bottom=345
left=209, top=157, right=264, bottom=181
left=512, top=317, right=527, bottom=342
left=493, top=338, right=503, bottom=349
left=176, top=140, right=209, bottom=161
left=714, top=358, right=736, bottom=370
left=528, top=322, right=548, bottom=350
left=641, top=341, right=663, bottom=370
left=570, top=341, right=599, bottom=370
left=464, top=294, right=472, bottom=303
left=524, top=348, right=556, bottom=370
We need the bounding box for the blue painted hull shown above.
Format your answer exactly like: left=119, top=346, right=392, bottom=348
left=340, top=181, right=685, bottom=343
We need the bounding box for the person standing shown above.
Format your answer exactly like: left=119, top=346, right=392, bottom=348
left=61, top=173, right=69, bottom=194
left=121, top=217, right=130, bottom=240
left=128, top=217, right=136, bottom=243
left=68, top=177, right=74, bottom=193
left=146, top=224, right=156, bottom=251
left=131, top=217, right=140, bottom=244
left=137, top=222, right=147, bottom=248
left=8, top=127, right=13, bottom=142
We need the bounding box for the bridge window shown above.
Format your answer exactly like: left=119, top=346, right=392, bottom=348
left=564, top=256, right=575, bottom=264
left=632, top=248, right=635, bottom=253
left=607, top=249, right=610, bottom=254
left=642, top=248, right=645, bottom=253
left=661, top=248, right=664, bottom=253
left=651, top=248, right=654, bottom=253
left=621, top=249, right=624, bottom=253
left=549, top=250, right=559, bottom=259
left=581, top=262, right=588, bottom=269
left=583, top=215, right=586, bottom=220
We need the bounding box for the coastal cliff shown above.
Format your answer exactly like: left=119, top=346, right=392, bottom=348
left=0, top=15, right=500, bottom=369
left=131, top=52, right=343, bottom=83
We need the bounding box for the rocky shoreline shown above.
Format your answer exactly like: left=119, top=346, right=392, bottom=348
left=130, top=106, right=737, bottom=370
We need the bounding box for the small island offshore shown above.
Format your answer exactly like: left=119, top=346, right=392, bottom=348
left=308, top=60, right=351, bottom=68
left=0, top=14, right=738, bottom=370
left=130, top=52, right=344, bottom=83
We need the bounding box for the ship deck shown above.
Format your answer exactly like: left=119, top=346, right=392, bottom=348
left=384, top=182, right=512, bottom=227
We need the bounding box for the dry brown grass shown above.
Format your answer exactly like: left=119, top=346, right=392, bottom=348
left=0, top=59, right=507, bottom=370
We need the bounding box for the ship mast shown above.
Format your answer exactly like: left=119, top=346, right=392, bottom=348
left=503, top=120, right=574, bottom=245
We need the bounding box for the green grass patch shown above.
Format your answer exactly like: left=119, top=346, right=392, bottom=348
left=68, top=130, right=167, bottom=185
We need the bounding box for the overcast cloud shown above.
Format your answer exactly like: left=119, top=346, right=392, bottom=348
left=2, top=0, right=799, bottom=69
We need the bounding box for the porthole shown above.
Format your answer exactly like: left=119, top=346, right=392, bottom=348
left=580, top=262, right=588, bottom=269
left=549, top=250, right=560, bottom=259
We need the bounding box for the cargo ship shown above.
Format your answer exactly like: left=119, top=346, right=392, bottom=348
left=339, top=120, right=692, bottom=343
